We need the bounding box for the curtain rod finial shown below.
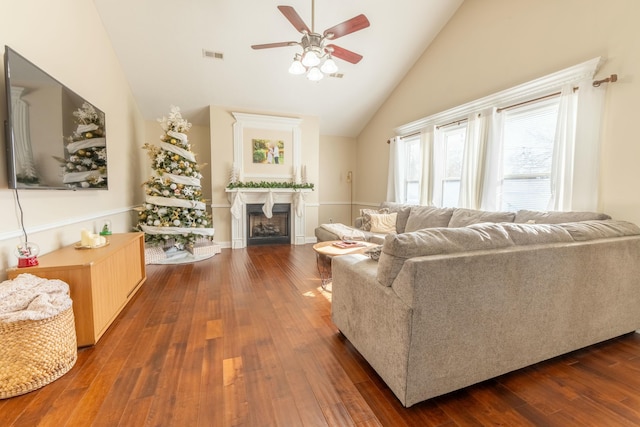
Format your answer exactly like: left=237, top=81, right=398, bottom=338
left=593, top=73, right=618, bottom=87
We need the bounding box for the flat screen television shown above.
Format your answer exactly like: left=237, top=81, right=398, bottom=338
left=4, top=46, right=108, bottom=190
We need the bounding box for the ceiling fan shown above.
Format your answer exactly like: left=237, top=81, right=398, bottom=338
left=251, top=1, right=370, bottom=80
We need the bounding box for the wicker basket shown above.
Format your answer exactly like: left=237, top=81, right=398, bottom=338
left=0, top=306, right=77, bottom=399
left=144, top=245, right=167, bottom=264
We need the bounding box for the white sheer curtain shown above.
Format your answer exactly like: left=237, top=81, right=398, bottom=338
left=548, top=79, right=606, bottom=211
left=431, top=128, right=445, bottom=206
left=480, top=108, right=504, bottom=210
left=571, top=78, right=606, bottom=211
left=548, top=84, right=577, bottom=211
left=458, top=110, right=491, bottom=209
left=386, top=136, right=406, bottom=203
left=419, top=127, right=434, bottom=206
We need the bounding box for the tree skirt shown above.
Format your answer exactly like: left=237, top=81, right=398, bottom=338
left=145, top=243, right=221, bottom=265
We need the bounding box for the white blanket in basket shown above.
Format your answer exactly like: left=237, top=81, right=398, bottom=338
left=0, top=273, right=72, bottom=322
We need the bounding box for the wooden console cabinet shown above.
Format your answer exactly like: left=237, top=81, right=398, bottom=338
left=8, top=233, right=146, bottom=347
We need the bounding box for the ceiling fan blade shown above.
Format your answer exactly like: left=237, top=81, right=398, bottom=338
left=327, top=44, right=363, bottom=64
left=277, top=5, right=311, bottom=34
left=251, top=41, right=298, bottom=50
left=323, top=14, right=370, bottom=40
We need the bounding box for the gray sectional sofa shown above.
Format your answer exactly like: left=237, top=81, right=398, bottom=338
left=325, top=203, right=640, bottom=407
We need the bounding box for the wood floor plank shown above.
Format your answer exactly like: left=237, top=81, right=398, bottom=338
left=4, top=244, right=640, bottom=426
left=222, top=356, right=249, bottom=426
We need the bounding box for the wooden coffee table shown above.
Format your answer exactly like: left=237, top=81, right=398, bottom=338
left=312, top=240, right=379, bottom=289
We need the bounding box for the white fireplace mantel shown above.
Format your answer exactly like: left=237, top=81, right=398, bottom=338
left=226, top=188, right=312, bottom=249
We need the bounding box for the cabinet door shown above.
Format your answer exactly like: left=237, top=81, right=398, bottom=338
left=91, top=236, right=145, bottom=340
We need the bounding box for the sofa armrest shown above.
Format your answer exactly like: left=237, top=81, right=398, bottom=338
left=331, top=255, right=413, bottom=405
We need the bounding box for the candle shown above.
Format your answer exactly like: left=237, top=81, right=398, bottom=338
left=81, top=229, right=92, bottom=246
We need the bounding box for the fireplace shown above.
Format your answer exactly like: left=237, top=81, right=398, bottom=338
left=226, top=188, right=310, bottom=249
left=246, top=203, right=291, bottom=246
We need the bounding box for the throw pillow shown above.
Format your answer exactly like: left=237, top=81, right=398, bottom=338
left=370, top=212, right=398, bottom=233
left=360, top=208, right=389, bottom=231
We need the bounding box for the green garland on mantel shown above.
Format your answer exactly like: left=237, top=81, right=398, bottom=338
left=227, top=181, right=314, bottom=190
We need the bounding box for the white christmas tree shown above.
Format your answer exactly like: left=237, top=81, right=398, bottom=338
left=55, top=102, right=107, bottom=188
left=136, top=106, right=214, bottom=247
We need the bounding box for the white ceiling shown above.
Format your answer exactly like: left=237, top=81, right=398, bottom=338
left=94, top=0, right=463, bottom=137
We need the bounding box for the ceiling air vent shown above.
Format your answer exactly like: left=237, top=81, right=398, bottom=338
left=202, top=49, right=224, bottom=60
left=329, top=73, right=344, bottom=79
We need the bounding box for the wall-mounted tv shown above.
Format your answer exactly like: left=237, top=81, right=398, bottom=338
left=4, top=46, right=108, bottom=190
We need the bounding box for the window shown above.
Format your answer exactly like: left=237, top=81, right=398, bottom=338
left=404, top=135, right=422, bottom=204
left=433, top=124, right=466, bottom=207
left=391, top=57, right=603, bottom=212
left=500, top=98, right=559, bottom=211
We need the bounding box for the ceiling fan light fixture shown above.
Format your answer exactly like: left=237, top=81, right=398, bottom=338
left=252, top=3, right=369, bottom=82
left=307, top=66, right=324, bottom=81
left=289, top=57, right=306, bottom=75
left=301, top=49, right=321, bottom=67
left=320, top=57, right=338, bottom=74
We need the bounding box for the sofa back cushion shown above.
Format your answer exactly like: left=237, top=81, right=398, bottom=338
left=448, top=208, right=515, bottom=227
left=377, top=223, right=514, bottom=287
left=379, top=202, right=414, bottom=233
left=404, top=206, right=455, bottom=233
left=500, top=223, right=574, bottom=245
left=514, top=209, right=611, bottom=224
left=558, top=220, right=640, bottom=241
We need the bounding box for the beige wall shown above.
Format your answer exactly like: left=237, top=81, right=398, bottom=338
left=318, top=135, right=357, bottom=226
left=0, top=0, right=145, bottom=277
left=357, top=0, right=640, bottom=224
left=209, top=106, right=320, bottom=246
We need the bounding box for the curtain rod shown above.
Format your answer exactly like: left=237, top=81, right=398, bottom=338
left=593, top=73, right=617, bottom=87
left=387, top=131, right=420, bottom=144
left=496, top=91, right=563, bottom=113
left=498, top=74, right=617, bottom=112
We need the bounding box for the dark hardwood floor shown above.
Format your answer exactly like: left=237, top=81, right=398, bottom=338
left=3, top=244, right=640, bottom=426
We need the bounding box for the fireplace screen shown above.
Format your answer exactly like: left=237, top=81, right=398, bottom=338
left=246, top=203, right=290, bottom=245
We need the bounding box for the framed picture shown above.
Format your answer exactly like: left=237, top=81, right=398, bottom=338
left=251, top=138, right=284, bottom=165
left=232, top=112, right=301, bottom=181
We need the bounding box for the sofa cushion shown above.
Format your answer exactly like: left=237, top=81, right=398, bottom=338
left=377, top=223, right=514, bottom=287
left=360, top=208, right=389, bottom=231
left=514, top=209, right=611, bottom=224
left=500, top=223, right=574, bottom=245
left=448, top=208, right=515, bottom=227
left=379, top=202, right=413, bottom=233
left=370, top=212, right=398, bottom=233
left=404, top=206, right=455, bottom=233
left=558, top=220, right=640, bottom=241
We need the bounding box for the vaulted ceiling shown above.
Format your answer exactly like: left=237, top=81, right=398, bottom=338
left=94, top=0, right=463, bottom=137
